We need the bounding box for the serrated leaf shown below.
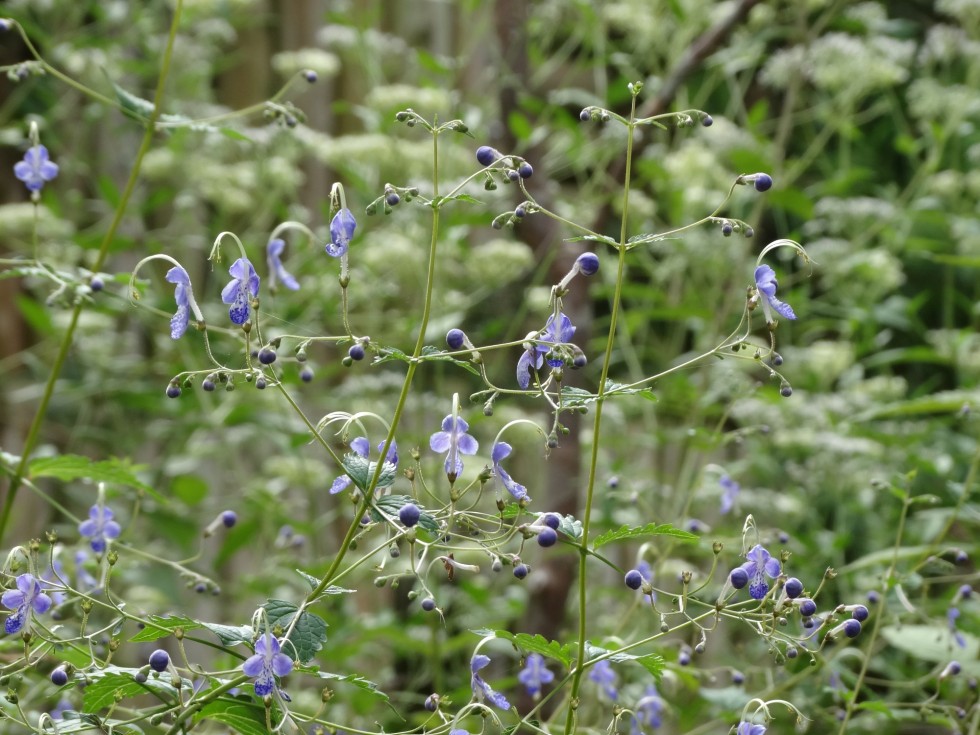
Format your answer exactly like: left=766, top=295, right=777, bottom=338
left=341, top=453, right=397, bottom=491
left=129, top=614, right=201, bottom=642
left=419, top=345, right=481, bottom=376
left=557, top=514, right=583, bottom=540
left=82, top=667, right=185, bottom=712
left=202, top=622, right=254, bottom=647
left=472, top=629, right=573, bottom=667
left=109, top=79, right=155, bottom=120
left=29, top=455, right=163, bottom=501
left=371, top=494, right=440, bottom=534
left=260, top=599, right=327, bottom=664
left=309, top=670, right=390, bottom=701
left=195, top=699, right=268, bottom=735
left=593, top=523, right=698, bottom=549
left=49, top=711, right=144, bottom=734
left=295, top=569, right=356, bottom=596
left=585, top=645, right=664, bottom=680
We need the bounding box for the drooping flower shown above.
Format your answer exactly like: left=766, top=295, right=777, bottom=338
left=754, top=265, right=796, bottom=323
left=220, top=258, right=260, bottom=325
left=516, top=312, right=577, bottom=389
left=948, top=607, right=966, bottom=649
left=737, top=722, right=766, bottom=735
left=719, top=475, right=740, bottom=515
left=491, top=442, right=529, bottom=502
left=330, top=437, right=399, bottom=494
left=78, top=505, right=122, bottom=553
left=326, top=208, right=356, bottom=257
left=588, top=659, right=617, bottom=700
left=430, top=414, right=478, bottom=481
left=734, top=544, right=781, bottom=600
left=266, top=239, right=300, bottom=291
left=630, top=684, right=664, bottom=734
left=517, top=653, right=554, bottom=697
left=243, top=632, right=293, bottom=696
left=14, top=145, right=59, bottom=193
left=470, top=654, right=510, bottom=710
left=2, top=573, right=52, bottom=634
left=165, top=266, right=192, bottom=339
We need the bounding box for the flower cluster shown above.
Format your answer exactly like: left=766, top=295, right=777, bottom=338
left=517, top=312, right=577, bottom=389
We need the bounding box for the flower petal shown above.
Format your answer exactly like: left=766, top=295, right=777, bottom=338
left=350, top=437, right=371, bottom=457
left=429, top=431, right=451, bottom=453
left=457, top=434, right=479, bottom=455
left=329, top=475, right=352, bottom=494
left=2, top=590, right=26, bottom=610
left=32, top=592, right=52, bottom=615
left=471, top=654, right=490, bottom=673
left=491, top=442, right=511, bottom=463
left=272, top=652, right=294, bottom=677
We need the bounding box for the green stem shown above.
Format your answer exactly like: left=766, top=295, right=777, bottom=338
left=563, top=90, right=638, bottom=735
left=0, top=0, right=185, bottom=543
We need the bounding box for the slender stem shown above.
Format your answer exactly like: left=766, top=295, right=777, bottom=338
left=563, top=90, right=638, bottom=735
left=0, top=1, right=185, bottom=543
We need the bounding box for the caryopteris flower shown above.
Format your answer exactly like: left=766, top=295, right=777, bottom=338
left=430, top=414, right=478, bottom=481
left=491, top=442, right=529, bottom=502
left=737, top=722, right=766, bottom=735
left=165, top=266, right=193, bottom=339
left=2, top=573, right=52, bottom=634
left=326, top=208, right=356, bottom=257
left=630, top=684, right=664, bottom=734
left=14, top=145, right=59, bottom=192
left=221, top=258, right=260, bottom=325
left=588, top=659, right=618, bottom=700
left=470, top=654, right=510, bottom=710
left=267, top=239, right=300, bottom=291
left=79, top=504, right=122, bottom=553
left=243, top=632, right=293, bottom=696
left=517, top=653, right=554, bottom=697
left=734, top=544, right=781, bottom=600
left=330, top=437, right=399, bottom=494
left=948, top=607, right=966, bottom=649
left=719, top=474, right=740, bottom=515
left=754, top=265, right=796, bottom=323
left=517, top=312, right=577, bottom=389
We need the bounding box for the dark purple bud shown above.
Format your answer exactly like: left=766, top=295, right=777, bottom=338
left=579, top=109, right=591, bottom=122
left=513, top=563, right=529, bottom=579
left=624, top=569, right=643, bottom=590
left=772, top=353, right=784, bottom=366
left=730, top=568, right=749, bottom=589
left=507, top=169, right=520, bottom=182
left=304, top=70, right=318, bottom=83
left=348, top=344, right=365, bottom=361
left=851, top=605, right=869, bottom=622
left=255, top=377, right=267, bottom=390
left=542, top=513, right=560, bottom=530
left=959, top=584, right=973, bottom=598
left=90, top=276, right=104, bottom=292
left=386, top=192, right=400, bottom=206
left=202, top=377, right=216, bottom=392
left=149, top=649, right=170, bottom=672
left=843, top=619, right=862, bottom=638
left=421, top=597, right=436, bottom=612
left=50, top=667, right=68, bottom=686
left=446, top=329, right=466, bottom=350
left=955, top=550, right=969, bottom=564
left=944, top=661, right=962, bottom=677
left=476, top=146, right=499, bottom=166
left=678, top=650, right=691, bottom=666
left=537, top=528, right=557, bottom=547
left=721, top=222, right=733, bottom=237
left=786, top=645, right=798, bottom=659
left=514, top=205, right=526, bottom=218
left=258, top=347, right=277, bottom=365
left=166, top=384, right=181, bottom=399
left=221, top=510, right=237, bottom=528
left=744, top=227, right=755, bottom=238
left=424, top=694, right=439, bottom=711
left=780, top=384, right=793, bottom=398
left=754, top=173, right=773, bottom=192
left=576, top=252, right=600, bottom=276
left=300, top=367, right=314, bottom=383
left=134, top=671, right=147, bottom=683
left=701, top=115, right=713, bottom=127
left=784, top=577, right=803, bottom=599
left=399, top=503, right=421, bottom=528
left=799, top=598, right=817, bottom=617
left=731, top=670, right=745, bottom=685
left=518, top=162, right=533, bottom=179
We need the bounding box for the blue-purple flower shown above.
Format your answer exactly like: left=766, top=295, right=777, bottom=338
left=166, top=266, right=192, bottom=339
left=491, top=442, right=529, bottom=502
left=74, top=551, right=100, bottom=593
left=40, top=561, right=67, bottom=606
left=734, top=544, right=781, bottom=600
left=719, top=474, right=740, bottom=515
left=430, top=414, right=478, bottom=481
left=470, top=654, right=510, bottom=710
left=79, top=505, right=122, bottom=553
left=754, top=265, right=796, bottom=323
left=589, top=659, right=618, bottom=700
left=517, top=312, right=576, bottom=389
left=220, top=258, right=260, bottom=325
left=327, top=208, right=356, bottom=257
left=738, top=722, right=766, bottom=735
left=517, top=653, right=554, bottom=697
left=948, top=607, right=966, bottom=649
left=243, top=632, right=293, bottom=696
left=631, top=684, right=664, bottom=734
left=2, top=573, right=52, bottom=634
left=330, top=437, right=399, bottom=494
left=14, top=145, right=59, bottom=192
left=266, top=239, right=300, bottom=291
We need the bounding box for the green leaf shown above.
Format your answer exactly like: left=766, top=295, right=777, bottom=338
left=195, top=699, right=268, bottom=735
left=593, top=523, right=698, bottom=549
left=419, top=345, right=481, bottom=376
left=508, top=110, right=533, bottom=141
left=879, top=624, right=978, bottom=662
left=202, top=622, right=254, bottom=647
left=341, top=452, right=397, bottom=491
left=371, top=494, right=440, bottom=534
left=82, top=666, right=184, bottom=713
left=557, top=514, right=583, bottom=541
left=472, top=629, right=573, bottom=667
left=29, top=454, right=163, bottom=500
left=129, top=614, right=201, bottom=642
left=49, top=711, right=144, bottom=734
left=295, top=569, right=356, bottom=595
left=109, top=78, right=155, bottom=120
left=260, top=599, right=328, bottom=664
left=585, top=645, right=664, bottom=679
left=171, top=474, right=209, bottom=505
left=219, top=127, right=253, bottom=143
left=307, top=670, right=391, bottom=701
